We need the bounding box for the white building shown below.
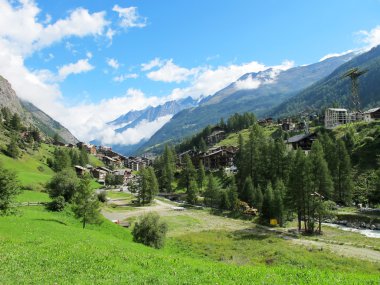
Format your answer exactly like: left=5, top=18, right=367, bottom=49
left=324, top=108, right=349, bottom=129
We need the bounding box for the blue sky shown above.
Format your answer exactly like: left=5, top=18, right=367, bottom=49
left=1, top=0, right=380, bottom=144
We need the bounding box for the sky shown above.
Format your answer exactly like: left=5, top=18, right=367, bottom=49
left=1, top=0, right=380, bottom=145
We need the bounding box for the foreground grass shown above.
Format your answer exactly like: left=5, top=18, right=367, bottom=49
left=0, top=207, right=379, bottom=284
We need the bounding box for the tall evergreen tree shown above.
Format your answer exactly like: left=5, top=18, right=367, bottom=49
left=161, top=145, right=174, bottom=192
left=273, top=180, right=285, bottom=226
left=179, top=154, right=196, bottom=192
left=0, top=164, right=20, bottom=215
left=335, top=139, right=353, bottom=205
left=10, top=113, right=22, bottom=131
left=241, top=176, right=254, bottom=207
left=72, top=176, right=101, bottom=229
left=227, top=177, right=239, bottom=211
left=197, top=161, right=206, bottom=191
left=253, top=185, right=263, bottom=212
left=186, top=180, right=198, bottom=205
left=6, top=136, right=20, bottom=159
left=262, top=182, right=274, bottom=222
left=204, top=175, right=220, bottom=207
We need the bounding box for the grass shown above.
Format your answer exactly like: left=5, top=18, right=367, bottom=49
left=0, top=143, right=55, bottom=189
left=0, top=206, right=379, bottom=284
left=15, top=190, right=51, bottom=203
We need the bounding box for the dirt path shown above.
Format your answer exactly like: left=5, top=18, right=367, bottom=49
left=101, top=199, right=175, bottom=221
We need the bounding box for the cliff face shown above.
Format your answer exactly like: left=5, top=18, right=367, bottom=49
left=0, top=75, right=78, bottom=144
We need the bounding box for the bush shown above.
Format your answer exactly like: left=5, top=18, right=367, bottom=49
left=132, top=212, right=168, bottom=249
left=47, top=196, right=65, bottom=212
left=97, top=191, right=107, bottom=203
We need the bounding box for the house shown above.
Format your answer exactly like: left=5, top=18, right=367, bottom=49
left=200, top=146, right=237, bottom=170
left=113, top=169, right=133, bottom=185
left=324, top=108, right=349, bottom=129
left=281, top=122, right=296, bottom=131
left=77, top=142, right=97, bottom=155
left=74, top=165, right=88, bottom=176
left=102, top=156, right=117, bottom=167
left=285, top=133, right=317, bottom=151
left=258, top=118, right=274, bottom=126
left=364, top=107, right=380, bottom=122
left=206, top=127, right=226, bottom=145
left=91, top=168, right=107, bottom=183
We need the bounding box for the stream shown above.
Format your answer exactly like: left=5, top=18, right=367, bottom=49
left=323, top=223, right=380, bottom=238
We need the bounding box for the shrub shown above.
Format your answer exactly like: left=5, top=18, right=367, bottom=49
left=47, top=196, right=65, bottom=212
left=132, top=212, right=168, bottom=249
left=97, top=191, right=107, bottom=203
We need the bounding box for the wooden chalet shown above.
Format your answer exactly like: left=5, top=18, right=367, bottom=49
left=91, top=168, right=107, bottom=183
left=206, top=127, right=226, bottom=145
left=200, top=146, right=237, bottom=170
left=364, top=107, right=380, bottom=122
left=285, top=132, right=317, bottom=151
left=74, top=165, right=88, bottom=176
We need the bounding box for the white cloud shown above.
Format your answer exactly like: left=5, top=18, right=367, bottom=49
left=141, top=57, right=164, bottom=71
left=234, top=75, right=262, bottom=90
left=357, top=25, right=380, bottom=50
left=147, top=59, right=201, bottom=83
left=113, top=73, right=139, bottom=82
left=58, top=58, right=94, bottom=80
left=112, top=5, right=147, bottom=29
left=95, top=115, right=172, bottom=145
left=106, top=58, right=120, bottom=69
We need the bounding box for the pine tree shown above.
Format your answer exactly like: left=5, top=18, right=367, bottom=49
left=147, top=167, right=159, bottom=202
left=335, top=139, right=353, bottom=205
left=10, top=113, right=22, bottom=131
left=286, top=149, right=307, bottom=231
left=227, top=177, right=239, bottom=211
left=0, top=164, right=20, bottom=215
left=204, top=175, right=220, bottom=207
left=6, top=136, right=20, bottom=159
left=219, top=191, right=230, bottom=210
left=197, top=161, right=206, bottom=191
left=179, top=154, right=196, bottom=192
left=253, top=185, right=263, bottom=212
left=72, top=176, right=101, bottom=229
left=262, top=182, right=274, bottom=222
left=241, top=176, right=254, bottom=207
left=186, top=180, right=198, bottom=204
left=79, top=148, right=89, bottom=166
left=160, top=145, right=174, bottom=193
left=273, top=180, right=285, bottom=226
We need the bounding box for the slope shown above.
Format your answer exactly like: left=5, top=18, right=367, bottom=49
left=270, top=45, right=380, bottom=118
left=139, top=54, right=354, bottom=153
left=0, top=75, right=78, bottom=144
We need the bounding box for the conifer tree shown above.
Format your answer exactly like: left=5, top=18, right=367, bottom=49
left=335, top=139, right=353, bottom=205
left=72, top=176, right=101, bottom=229
left=6, top=136, right=20, bottom=159
left=262, top=182, right=274, bottom=222
left=219, top=191, right=230, bottom=210
left=161, top=145, right=174, bottom=192
left=197, top=161, right=206, bottom=191
left=186, top=180, right=198, bottom=205
left=241, top=176, right=254, bottom=207
left=273, top=180, right=285, bottom=226
left=227, top=177, right=239, bottom=211
left=253, top=185, right=263, bottom=212
left=179, top=154, right=196, bottom=192
left=10, top=113, right=22, bottom=131
left=0, top=164, right=20, bottom=215
left=204, top=175, right=220, bottom=207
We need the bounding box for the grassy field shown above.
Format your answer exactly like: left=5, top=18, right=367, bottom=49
left=0, top=206, right=379, bottom=284
left=0, top=143, right=55, bottom=189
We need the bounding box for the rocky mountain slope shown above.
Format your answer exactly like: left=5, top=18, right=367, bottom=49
left=269, top=46, right=380, bottom=117
left=0, top=75, right=78, bottom=144
left=138, top=53, right=355, bottom=153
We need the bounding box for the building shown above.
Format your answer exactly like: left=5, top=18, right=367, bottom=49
left=206, top=127, right=226, bottom=145
left=324, top=108, right=349, bottom=129
left=113, top=169, right=133, bottom=185
left=200, top=146, right=237, bottom=170
left=74, top=165, right=88, bottom=176
left=285, top=133, right=317, bottom=151
left=363, top=107, right=380, bottom=122
left=91, top=168, right=107, bottom=183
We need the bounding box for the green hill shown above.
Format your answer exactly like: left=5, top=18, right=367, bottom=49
left=0, top=206, right=378, bottom=284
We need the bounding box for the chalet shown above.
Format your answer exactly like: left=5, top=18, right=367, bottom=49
left=77, top=142, right=97, bottom=155
left=200, top=146, right=237, bottom=170
left=324, top=108, right=348, bottom=129
left=91, top=168, right=107, bottom=183
left=126, top=157, right=151, bottom=171
left=364, top=107, right=380, bottom=122
left=102, top=156, right=117, bottom=167
left=97, top=166, right=112, bottom=173
left=74, top=165, right=88, bottom=176
left=113, top=169, right=133, bottom=185
left=281, top=122, right=295, bottom=131
left=178, top=149, right=198, bottom=166
left=258, top=118, right=273, bottom=126
left=285, top=132, right=317, bottom=151
left=206, top=127, right=226, bottom=145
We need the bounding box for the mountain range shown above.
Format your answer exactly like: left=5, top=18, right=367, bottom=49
left=0, top=75, right=78, bottom=144
left=136, top=52, right=357, bottom=153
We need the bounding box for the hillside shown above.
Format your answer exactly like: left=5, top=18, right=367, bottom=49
left=270, top=45, right=380, bottom=118
left=138, top=54, right=354, bottom=153
left=0, top=75, right=78, bottom=144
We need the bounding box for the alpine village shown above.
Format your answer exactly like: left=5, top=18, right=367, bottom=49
left=1, top=1, right=380, bottom=284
